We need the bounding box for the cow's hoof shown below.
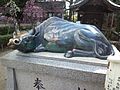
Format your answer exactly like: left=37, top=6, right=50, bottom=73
left=64, top=51, right=73, bottom=58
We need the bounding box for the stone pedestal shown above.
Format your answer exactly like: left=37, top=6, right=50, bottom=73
left=105, top=50, right=120, bottom=90
left=0, top=50, right=107, bottom=90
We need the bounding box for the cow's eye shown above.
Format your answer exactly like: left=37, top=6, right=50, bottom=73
left=14, top=40, right=19, bottom=43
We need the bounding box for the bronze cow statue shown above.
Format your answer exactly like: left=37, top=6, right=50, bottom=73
left=8, top=17, right=114, bottom=59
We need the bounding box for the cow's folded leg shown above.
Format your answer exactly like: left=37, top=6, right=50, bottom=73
left=34, top=44, right=46, bottom=52
left=72, top=49, right=95, bottom=57
left=64, top=50, right=73, bottom=58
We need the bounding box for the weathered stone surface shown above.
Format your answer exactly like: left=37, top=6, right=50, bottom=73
left=0, top=49, right=12, bottom=90
left=0, top=50, right=107, bottom=90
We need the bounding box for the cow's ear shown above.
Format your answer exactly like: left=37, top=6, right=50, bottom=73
left=28, top=35, right=35, bottom=40
left=31, top=27, right=36, bottom=35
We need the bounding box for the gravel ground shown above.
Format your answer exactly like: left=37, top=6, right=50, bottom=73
left=0, top=49, right=13, bottom=90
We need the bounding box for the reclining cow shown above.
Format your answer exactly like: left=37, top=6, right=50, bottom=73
left=8, top=17, right=114, bottom=59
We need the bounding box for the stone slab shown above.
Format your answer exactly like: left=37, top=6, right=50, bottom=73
left=0, top=50, right=108, bottom=90
left=0, top=50, right=107, bottom=82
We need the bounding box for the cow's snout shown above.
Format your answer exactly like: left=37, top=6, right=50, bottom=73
left=7, top=39, right=14, bottom=46
left=7, top=38, right=20, bottom=46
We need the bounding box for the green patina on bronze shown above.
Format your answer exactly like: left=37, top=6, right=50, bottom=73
left=45, top=42, right=67, bottom=53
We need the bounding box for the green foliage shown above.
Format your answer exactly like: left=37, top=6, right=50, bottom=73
left=1, top=0, right=28, bottom=25
left=0, top=26, right=14, bottom=35
left=0, top=34, right=12, bottom=45
left=0, top=26, right=13, bottom=47
left=6, top=0, right=20, bottom=17
left=0, top=0, right=9, bottom=6
left=0, top=25, right=32, bottom=35
left=0, top=0, right=27, bottom=8
left=14, top=0, right=28, bottom=8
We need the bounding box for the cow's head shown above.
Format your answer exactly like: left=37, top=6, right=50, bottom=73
left=8, top=28, right=37, bottom=53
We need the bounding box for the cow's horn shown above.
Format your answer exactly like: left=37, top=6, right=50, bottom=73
left=31, top=26, right=36, bottom=35
left=15, top=22, right=20, bottom=34
left=13, top=21, right=20, bottom=38
left=13, top=30, right=20, bottom=38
